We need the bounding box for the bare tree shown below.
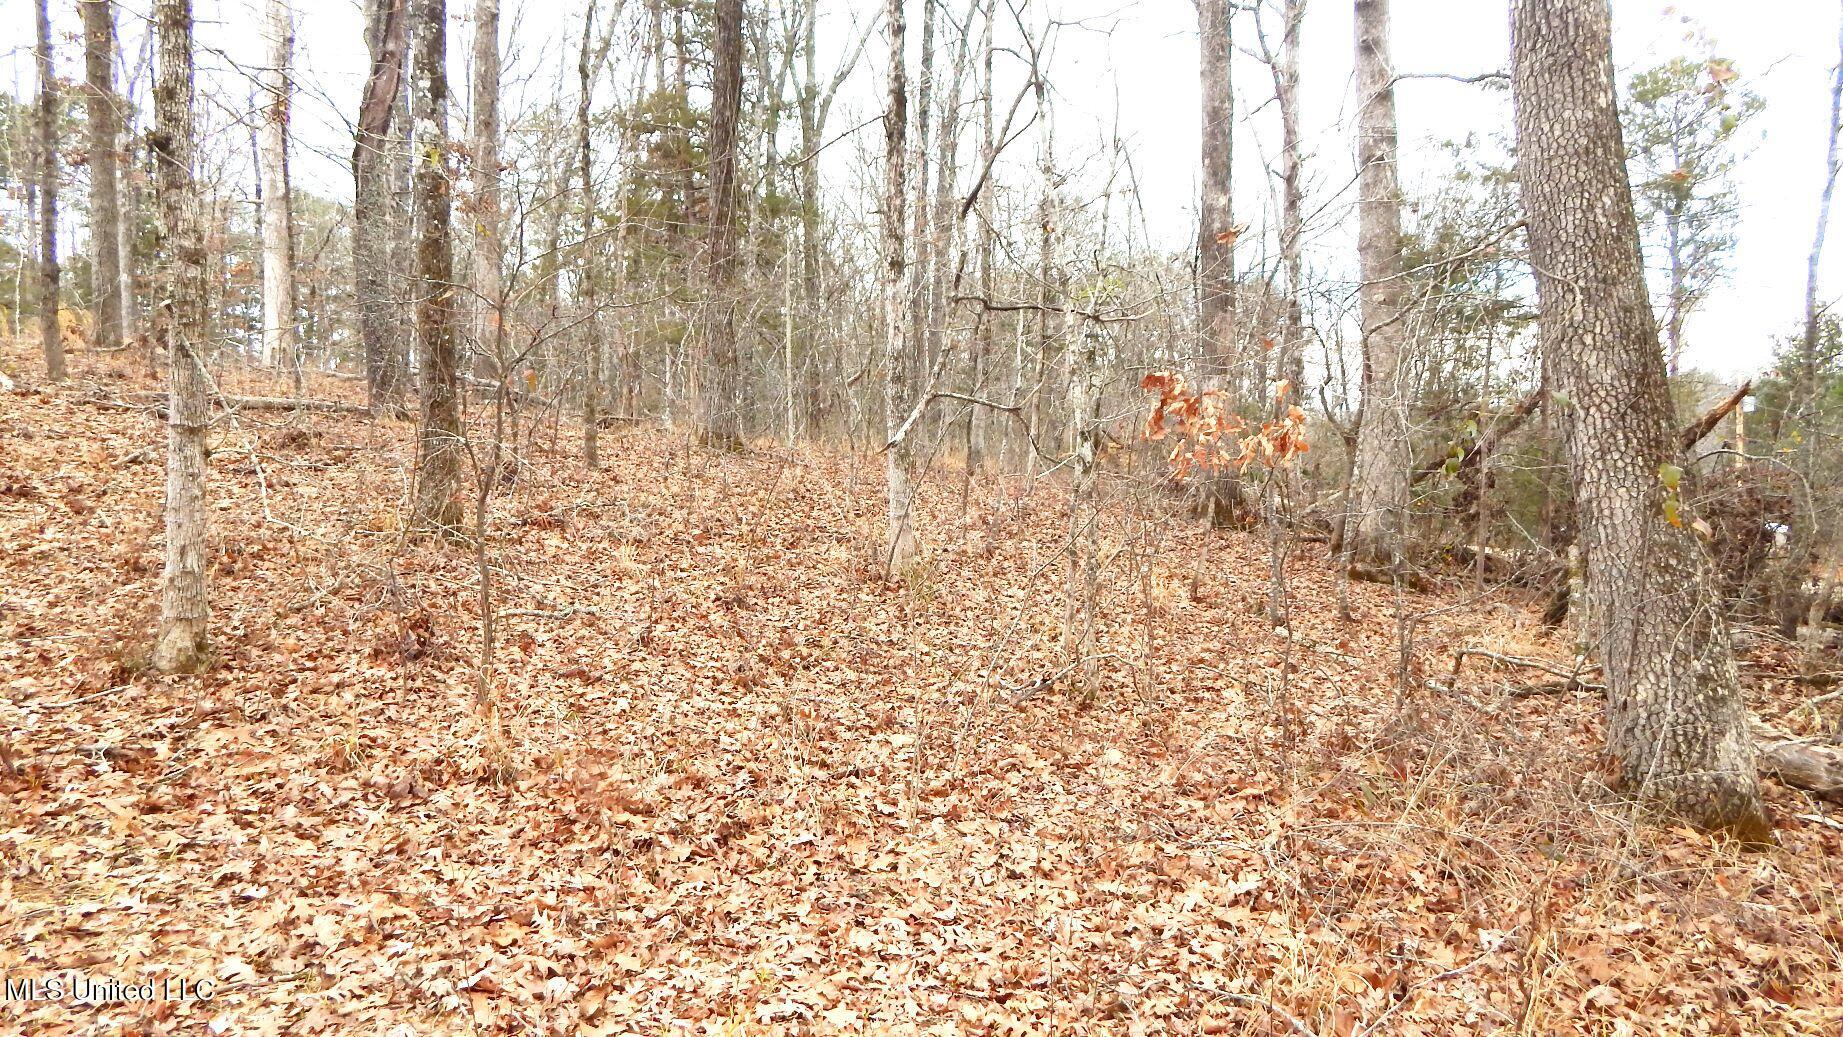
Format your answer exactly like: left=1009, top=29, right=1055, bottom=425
left=1342, top=0, right=1409, bottom=567
left=1510, top=0, right=1770, bottom=839
left=259, top=0, right=299, bottom=387
left=355, top=0, right=408, bottom=414
left=409, top=0, right=465, bottom=532
left=34, top=0, right=64, bottom=381
left=883, top=0, right=917, bottom=572
left=1255, top=0, right=1306, bottom=394
left=704, top=0, right=745, bottom=449
left=80, top=0, right=125, bottom=355
left=150, top=0, right=209, bottom=671
left=1197, top=0, right=1235, bottom=383
left=1803, top=10, right=1843, bottom=398
left=576, top=0, right=605, bottom=468
left=471, top=0, right=503, bottom=382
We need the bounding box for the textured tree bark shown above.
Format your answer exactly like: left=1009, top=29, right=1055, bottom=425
left=907, top=0, right=936, bottom=403
left=355, top=0, right=407, bottom=414
left=1342, top=0, right=1410, bottom=567
left=1510, top=0, right=1770, bottom=839
left=703, top=0, right=744, bottom=450
left=470, top=0, right=502, bottom=383
left=150, top=0, right=209, bottom=672
left=408, top=0, right=465, bottom=532
left=965, top=0, right=996, bottom=477
left=882, top=0, right=917, bottom=573
left=1197, top=0, right=1235, bottom=385
left=35, top=0, right=65, bottom=382
left=80, top=0, right=125, bottom=355
left=1266, top=0, right=1306, bottom=396
left=259, top=0, right=298, bottom=387
left=576, top=0, right=602, bottom=469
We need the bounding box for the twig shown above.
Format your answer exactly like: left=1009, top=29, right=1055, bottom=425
left=1451, top=647, right=1603, bottom=689
left=25, top=686, right=127, bottom=710
left=1210, top=992, right=1316, bottom=1037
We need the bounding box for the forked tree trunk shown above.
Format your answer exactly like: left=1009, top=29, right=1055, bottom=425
left=1510, top=0, right=1769, bottom=839
left=80, top=0, right=125, bottom=354
left=150, top=0, right=209, bottom=672
left=409, top=0, right=465, bottom=532
left=1197, top=0, right=1235, bottom=385
left=35, top=0, right=65, bottom=382
left=1343, top=0, right=1410, bottom=566
left=259, top=0, right=298, bottom=386
left=704, top=0, right=744, bottom=449
left=882, top=0, right=917, bottom=573
left=355, top=0, right=407, bottom=414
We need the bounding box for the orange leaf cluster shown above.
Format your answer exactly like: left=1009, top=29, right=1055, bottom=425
left=1141, top=371, right=1310, bottom=480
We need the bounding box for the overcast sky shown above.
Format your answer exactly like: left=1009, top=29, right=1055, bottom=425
left=6, top=0, right=1841, bottom=379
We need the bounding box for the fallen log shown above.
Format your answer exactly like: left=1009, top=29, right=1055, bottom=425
left=116, top=391, right=367, bottom=414
left=1753, top=720, right=1843, bottom=805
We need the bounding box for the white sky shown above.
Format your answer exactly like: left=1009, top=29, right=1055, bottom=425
left=6, top=0, right=1840, bottom=378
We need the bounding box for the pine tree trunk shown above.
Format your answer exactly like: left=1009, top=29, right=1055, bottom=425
left=471, top=0, right=502, bottom=383
left=259, top=0, right=298, bottom=386
left=1198, top=0, right=1235, bottom=386
left=35, top=0, right=65, bottom=382
left=355, top=0, right=407, bottom=415
left=1510, top=0, right=1770, bottom=839
left=150, top=0, right=209, bottom=672
left=882, top=0, right=916, bottom=573
left=703, top=0, right=744, bottom=449
left=1343, top=0, right=1410, bottom=566
left=409, top=0, right=464, bottom=532
left=80, top=0, right=124, bottom=355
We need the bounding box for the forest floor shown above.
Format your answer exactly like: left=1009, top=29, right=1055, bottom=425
left=3, top=339, right=1842, bottom=1037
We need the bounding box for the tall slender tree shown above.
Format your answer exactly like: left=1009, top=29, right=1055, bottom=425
left=80, top=0, right=125, bottom=355
left=471, top=0, right=503, bottom=381
left=259, top=0, right=298, bottom=384
left=150, top=0, right=209, bottom=671
left=1197, top=0, right=1235, bottom=384
left=883, top=0, right=916, bottom=572
left=1258, top=0, right=1306, bottom=395
left=355, top=0, right=408, bottom=414
left=704, top=0, right=745, bottom=449
left=1510, top=0, right=1769, bottom=838
left=1342, top=0, right=1410, bottom=566
left=35, top=0, right=65, bottom=382
left=577, top=0, right=603, bottom=468
left=409, top=0, right=465, bottom=531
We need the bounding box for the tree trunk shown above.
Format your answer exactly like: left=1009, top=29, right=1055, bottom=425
left=1510, top=0, right=1769, bottom=839
left=577, top=1, right=602, bottom=468
left=1343, top=0, right=1410, bottom=567
left=35, top=0, right=65, bottom=382
left=259, top=0, right=298, bottom=388
left=1198, top=0, right=1235, bottom=386
left=1268, top=0, right=1306, bottom=396
left=471, top=0, right=502, bottom=384
left=80, top=0, right=125, bottom=355
left=882, top=0, right=916, bottom=573
left=409, top=0, right=464, bottom=532
left=704, top=0, right=744, bottom=450
left=150, top=0, right=209, bottom=672
left=355, top=0, right=407, bottom=414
